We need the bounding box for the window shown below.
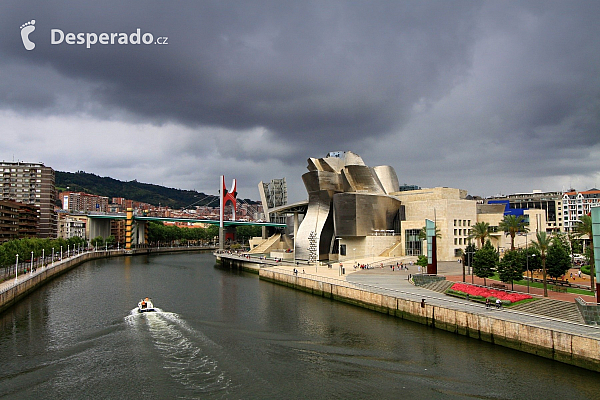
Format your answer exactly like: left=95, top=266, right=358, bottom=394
left=405, top=229, right=422, bottom=256
left=340, top=244, right=346, bottom=256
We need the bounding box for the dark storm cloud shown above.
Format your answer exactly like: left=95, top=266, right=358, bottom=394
left=0, top=1, right=599, bottom=199
left=0, top=1, right=480, bottom=142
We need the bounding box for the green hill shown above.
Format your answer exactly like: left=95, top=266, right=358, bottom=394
left=55, top=171, right=257, bottom=209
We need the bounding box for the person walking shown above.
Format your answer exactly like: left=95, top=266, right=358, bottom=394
left=496, top=298, right=502, bottom=309
left=485, top=298, right=490, bottom=309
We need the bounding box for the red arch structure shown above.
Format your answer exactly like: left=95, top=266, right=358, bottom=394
left=219, top=175, right=237, bottom=248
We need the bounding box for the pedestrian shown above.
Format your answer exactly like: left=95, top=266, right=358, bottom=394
left=485, top=298, right=490, bottom=309
left=496, top=299, right=501, bottom=309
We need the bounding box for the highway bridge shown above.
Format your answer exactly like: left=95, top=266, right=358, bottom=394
left=87, top=213, right=286, bottom=250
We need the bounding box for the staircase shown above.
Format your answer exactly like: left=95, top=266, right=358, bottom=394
left=422, top=280, right=454, bottom=293
left=379, top=241, right=402, bottom=257
left=249, top=233, right=281, bottom=254
left=422, top=281, right=586, bottom=324
left=510, top=298, right=585, bottom=324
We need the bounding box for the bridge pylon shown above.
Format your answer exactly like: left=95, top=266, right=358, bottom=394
left=219, top=176, right=237, bottom=250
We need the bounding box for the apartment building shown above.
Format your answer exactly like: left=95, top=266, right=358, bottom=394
left=0, top=200, right=39, bottom=242
left=60, top=191, right=109, bottom=213
left=0, top=161, right=56, bottom=238
left=562, top=189, right=600, bottom=232
left=486, top=191, right=564, bottom=233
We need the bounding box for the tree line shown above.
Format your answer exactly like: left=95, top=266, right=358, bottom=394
left=0, top=236, right=86, bottom=269
left=146, top=222, right=263, bottom=246
left=466, top=214, right=594, bottom=297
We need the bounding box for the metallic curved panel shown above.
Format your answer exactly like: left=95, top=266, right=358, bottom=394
left=373, top=166, right=399, bottom=194
left=296, top=190, right=335, bottom=260
left=333, top=193, right=403, bottom=236
left=343, top=165, right=385, bottom=194
left=302, top=171, right=343, bottom=194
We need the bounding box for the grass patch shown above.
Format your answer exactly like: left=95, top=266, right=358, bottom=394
left=485, top=273, right=595, bottom=296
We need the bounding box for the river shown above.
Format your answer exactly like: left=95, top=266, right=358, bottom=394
left=0, top=252, right=598, bottom=399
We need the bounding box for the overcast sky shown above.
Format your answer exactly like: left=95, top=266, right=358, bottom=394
left=1, top=1, right=599, bottom=202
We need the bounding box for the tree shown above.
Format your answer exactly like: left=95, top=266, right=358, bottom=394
left=472, top=240, right=498, bottom=286
left=532, top=231, right=551, bottom=297
left=464, top=242, right=476, bottom=269
left=497, top=249, right=524, bottom=290
left=574, top=215, right=595, bottom=296
left=498, top=215, right=529, bottom=250
left=469, top=222, right=490, bottom=248
left=236, top=225, right=263, bottom=244
left=418, top=225, right=441, bottom=241
left=416, top=255, right=428, bottom=269
left=206, top=225, right=219, bottom=244
left=91, top=236, right=104, bottom=248
left=547, top=236, right=572, bottom=279
left=105, top=235, right=116, bottom=247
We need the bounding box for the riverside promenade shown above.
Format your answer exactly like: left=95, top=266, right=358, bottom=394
left=0, top=245, right=215, bottom=314
left=216, top=252, right=600, bottom=372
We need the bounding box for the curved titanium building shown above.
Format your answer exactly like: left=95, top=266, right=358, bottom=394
left=295, top=151, right=404, bottom=260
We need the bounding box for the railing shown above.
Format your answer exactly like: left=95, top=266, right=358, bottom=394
left=0, top=249, right=103, bottom=296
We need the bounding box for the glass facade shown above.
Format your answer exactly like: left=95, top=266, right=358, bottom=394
left=405, top=229, right=422, bottom=256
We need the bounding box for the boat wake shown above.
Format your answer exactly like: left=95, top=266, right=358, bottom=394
left=125, top=309, right=234, bottom=397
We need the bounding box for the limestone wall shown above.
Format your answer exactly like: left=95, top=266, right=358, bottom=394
left=259, top=269, right=600, bottom=372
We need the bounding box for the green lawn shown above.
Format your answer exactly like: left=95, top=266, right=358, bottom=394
left=485, top=273, right=595, bottom=296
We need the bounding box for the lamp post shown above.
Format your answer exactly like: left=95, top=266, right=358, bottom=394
left=52, top=248, right=54, bottom=265
left=60, top=246, right=63, bottom=260
left=68, top=245, right=70, bottom=258
left=15, top=254, right=18, bottom=282
left=30, top=251, right=33, bottom=274
left=42, top=249, right=45, bottom=269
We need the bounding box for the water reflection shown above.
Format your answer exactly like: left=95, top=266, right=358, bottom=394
left=0, top=252, right=599, bottom=399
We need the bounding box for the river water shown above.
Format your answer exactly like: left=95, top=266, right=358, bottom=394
left=0, top=252, right=598, bottom=399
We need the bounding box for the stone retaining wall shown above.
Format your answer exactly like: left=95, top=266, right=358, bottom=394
left=576, top=297, right=600, bottom=326
left=260, top=268, right=600, bottom=372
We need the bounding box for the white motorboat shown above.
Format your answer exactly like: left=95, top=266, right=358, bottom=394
left=138, top=297, right=155, bottom=312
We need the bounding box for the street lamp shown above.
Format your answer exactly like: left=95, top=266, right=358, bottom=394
left=52, top=247, right=54, bottom=265
left=60, top=246, right=63, bottom=260
left=42, top=248, right=45, bottom=269
left=30, top=251, right=33, bottom=274
left=15, top=254, right=18, bottom=282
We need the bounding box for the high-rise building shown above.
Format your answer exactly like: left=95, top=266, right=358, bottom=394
left=562, top=189, right=600, bottom=232
left=258, top=178, right=287, bottom=223
left=0, top=161, right=57, bottom=238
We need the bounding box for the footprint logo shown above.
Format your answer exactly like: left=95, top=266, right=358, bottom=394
left=20, top=20, right=36, bottom=50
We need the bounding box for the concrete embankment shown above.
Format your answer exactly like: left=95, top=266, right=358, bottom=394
left=258, top=268, right=600, bottom=372
left=0, top=246, right=214, bottom=314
